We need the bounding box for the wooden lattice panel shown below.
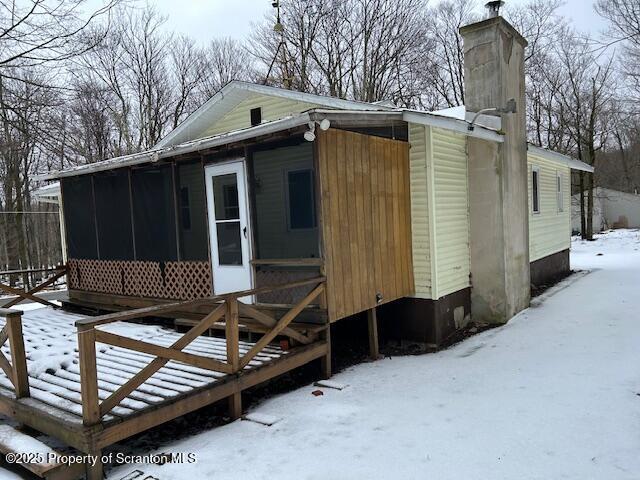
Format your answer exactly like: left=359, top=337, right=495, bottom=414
left=122, top=261, right=165, bottom=298
left=68, top=259, right=212, bottom=300
left=67, top=260, right=80, bottom=289
left=97, top=260, right=124, bottom=295
left=165, top=261, right=213, bottom=299
left=255, top=268, right=320, bottom=305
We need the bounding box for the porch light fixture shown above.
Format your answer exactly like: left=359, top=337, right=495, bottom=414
left=304, top=123, right=316, bottom=142
left=467, top=98, right=516, bottom=131
left=303, top=119, right=331, bottom=142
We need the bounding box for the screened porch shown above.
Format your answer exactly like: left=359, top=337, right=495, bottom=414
left=60, top=137, right=323, bottom=313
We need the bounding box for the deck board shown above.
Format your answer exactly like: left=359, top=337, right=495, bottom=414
left=0, top=307, right=286, bottom=423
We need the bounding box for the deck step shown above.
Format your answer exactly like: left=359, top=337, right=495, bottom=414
left=0, top=425, right=84, bottom=479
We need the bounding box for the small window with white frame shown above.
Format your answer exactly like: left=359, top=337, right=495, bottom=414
left=556, top=172, right=564, bottom=212
left=532, top=166, right=540, bottom=214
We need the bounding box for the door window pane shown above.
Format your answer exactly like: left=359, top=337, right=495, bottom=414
left=213, top=174, right=239, bottom=220
left=216, top=222, right=243, bottom=265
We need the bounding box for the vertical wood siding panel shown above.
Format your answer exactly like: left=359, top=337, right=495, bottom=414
left=362, top=138, right=375, bottom=306
left=318, top=129, right=412, bottom=322
left=327, top=132, right=344, bottom=319
left=336, top=131, right=354, bottom=317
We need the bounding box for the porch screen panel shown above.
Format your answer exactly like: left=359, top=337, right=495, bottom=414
left=252, top=143, right=319, bottom=259
left=61, top=176, right=98, bottom=259
left=131, top=165, right=177, bottom=261
left=93, top=170, right=134, bottom=260
left=176, top=162, right=208, bottom=260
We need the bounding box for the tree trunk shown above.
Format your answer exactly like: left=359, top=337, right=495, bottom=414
left=586, top=172, right=594, bottom=241
left=579, top=171, right=587, bottom=240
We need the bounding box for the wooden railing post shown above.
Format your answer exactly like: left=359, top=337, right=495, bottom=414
left=4, top=309, right=29, bottom=398
left=225, top=299, right=240, bottom=373
left=225, top=298, right=242, bottom=419
left=77, top=325, right=100, bottom=426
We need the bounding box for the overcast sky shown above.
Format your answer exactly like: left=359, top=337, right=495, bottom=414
left=146, top=0, right=606, bottom=44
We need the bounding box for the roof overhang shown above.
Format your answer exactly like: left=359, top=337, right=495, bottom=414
left=402, top=110, right=504, bottom=143
left=528, top=145, right=594, bottom=172
left=33, top=182, right=61, bottom=204
left=36, top=109, right=408, bottom=181
left=36, top=113, right=315, bottom=181
left=155, top=81, right=395, bottom=148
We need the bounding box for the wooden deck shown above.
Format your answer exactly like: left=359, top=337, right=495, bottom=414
left=0, top=277, right=329, bottom=479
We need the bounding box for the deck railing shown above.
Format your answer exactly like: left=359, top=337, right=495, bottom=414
left=75, top=276, right=326, bottom=425
left=0, top=309, right=30, bottom=398
left=0, top=265, right=67, bottom=309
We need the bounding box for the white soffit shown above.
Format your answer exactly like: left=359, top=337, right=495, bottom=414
left=528, top=145, right=594, bottom=173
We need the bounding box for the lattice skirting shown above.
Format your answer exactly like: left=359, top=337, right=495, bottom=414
left=255, top=267, right=321, bottom=305
left=67, top=259, right=213, bottom=300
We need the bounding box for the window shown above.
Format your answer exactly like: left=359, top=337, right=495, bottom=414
left=250, top=107, right=262, bottom=127
left=556, top=173, right=564, bottom=212
left=287, top=168, right=316, bottom=230
left=212, top=173, right=242, bottom=265
left=532, top=167, right=540, bottom=214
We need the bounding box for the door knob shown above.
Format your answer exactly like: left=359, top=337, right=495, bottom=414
left=243, top=226, right=247, bottom=238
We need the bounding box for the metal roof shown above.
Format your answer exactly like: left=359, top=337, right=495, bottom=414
left=528, top=145, right=594, bottom=173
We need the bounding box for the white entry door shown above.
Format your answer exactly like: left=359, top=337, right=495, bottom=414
left=204, top=160, right=253, bottom=297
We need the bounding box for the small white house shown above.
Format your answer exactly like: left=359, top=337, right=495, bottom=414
left=572, top=187, right=640, bottom=233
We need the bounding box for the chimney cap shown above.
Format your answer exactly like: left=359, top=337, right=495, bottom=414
left=485, top=1, right=505, bottom=18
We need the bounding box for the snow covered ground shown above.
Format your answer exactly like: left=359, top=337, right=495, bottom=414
left=5, top=230, right=640, bottom=479
left=106, top=229, right=640, bottom=479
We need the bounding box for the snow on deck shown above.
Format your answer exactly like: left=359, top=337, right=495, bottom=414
left=0, top=308, right=284, bottom=422
left=112, top=229, right=640, bottom=479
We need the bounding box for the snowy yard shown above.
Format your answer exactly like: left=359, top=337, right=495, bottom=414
left=109, top=229, right=640, bottom=480
left=4, top=229, right=640, bottom=479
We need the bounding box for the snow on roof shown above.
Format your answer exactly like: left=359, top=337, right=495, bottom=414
left=35, top=113, right=315, bottom=180
left=429, top=104, right=594, bottom=173
left=33, top=182, right=60, bottom=198
left=38, top=106, right=506, bottom=180
left=428, top=105, right=502, bottom=131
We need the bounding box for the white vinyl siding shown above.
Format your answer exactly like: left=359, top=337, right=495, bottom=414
left=432, top=128, right=470, bottom=297
left=556, top=173, right=564, bottom=212
left=408, top=123, right=432, bottom=298
left=528, top=153, right=571, bottom=262
left=203, top=93, right=319, bottom=137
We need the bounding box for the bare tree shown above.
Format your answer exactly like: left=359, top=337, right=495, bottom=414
left=552, top=31, right=615, bottom=239
left=251, top=0, right=428, bottom=106
left=0, top=0, right=123, bottom=70
left=200, top=38, right=256, bottom=98
left=595, top=0, right=640, bottom=108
